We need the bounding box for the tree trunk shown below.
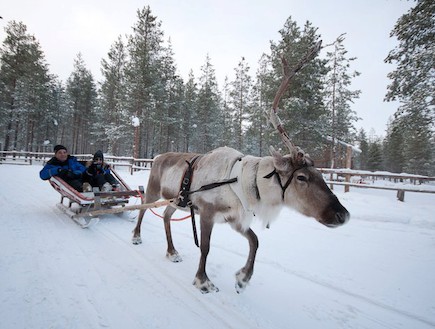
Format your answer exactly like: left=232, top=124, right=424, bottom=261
left=13, top=119, right=20, bottom=151
left=3, top=120, right=12, bottom=152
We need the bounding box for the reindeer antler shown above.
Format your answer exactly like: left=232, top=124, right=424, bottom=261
left=269, top=40, right=322, bottom=158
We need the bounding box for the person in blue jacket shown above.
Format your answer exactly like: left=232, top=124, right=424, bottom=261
left=39, top=145, right=86, bottom=192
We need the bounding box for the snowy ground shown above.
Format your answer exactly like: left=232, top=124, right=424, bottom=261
left=1, top=163, right=435, bottom=329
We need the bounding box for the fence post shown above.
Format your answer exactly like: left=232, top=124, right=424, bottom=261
left=397, top=190, right=405, bottom=202
left=130, top=158, right=134, bottom=175
left=344, top=145, right=352, bottom=193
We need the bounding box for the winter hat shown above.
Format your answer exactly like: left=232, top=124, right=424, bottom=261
left=93, top=150, right=104, bottom=162
left=54, top=144, right=67, bottom=154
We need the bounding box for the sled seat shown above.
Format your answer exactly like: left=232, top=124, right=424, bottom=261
left=48, top=168, right=143, bottom=210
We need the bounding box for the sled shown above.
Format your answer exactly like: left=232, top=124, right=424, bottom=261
left=49, top=169, right=144, bottom=228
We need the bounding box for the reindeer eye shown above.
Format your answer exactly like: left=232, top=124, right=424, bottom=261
left=296, top=175, right=307, bottom=182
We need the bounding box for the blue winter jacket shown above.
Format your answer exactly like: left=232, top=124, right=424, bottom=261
left=39, top=155, right=86, bottom=180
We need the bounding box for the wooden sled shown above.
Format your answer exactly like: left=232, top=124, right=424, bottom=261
left=49, top=169, right=144, bottom=228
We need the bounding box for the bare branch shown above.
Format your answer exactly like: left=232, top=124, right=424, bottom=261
left=322, top=33, right=347, bottom=49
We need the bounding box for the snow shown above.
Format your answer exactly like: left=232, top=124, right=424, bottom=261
left=131, top=116, right=140, bottom=127
left=1, top=163, right=435, bottom=329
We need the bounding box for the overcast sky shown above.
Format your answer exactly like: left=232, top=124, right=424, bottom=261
left=1, top=0, right=414, bottom=137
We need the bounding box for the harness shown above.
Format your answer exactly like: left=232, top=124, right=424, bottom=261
left=178, top=156, right=307, bottom=246
left=263, top=164, right=307, bottom=200
left=178, top=156, right=237, bottom=247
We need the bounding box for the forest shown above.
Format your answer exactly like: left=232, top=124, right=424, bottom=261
left=0, top=0, right=433, bottom=175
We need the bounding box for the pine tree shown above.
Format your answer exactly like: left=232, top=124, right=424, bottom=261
left=124, top=6, right=165, bottom=158
left=401, top=109, right=433, bottom=175
left=251, top=54, right=276, bottom=156
left=268, top=18, right=327, bottom=158
left=229, top=57, right=253, bottom=151
left=183, top=71, right=199, bottom=152
left=100, top=35, right=130, bottom=155
left=196, top=54, right=223, bottom=153
left=46, top=79, right=69, bottom=150
left=157, top=39, right=184, bottom=154
left=383, top=118, right=405, bottom=173
left=65, top=53, right=97, bottom=154
left=324, top=34, right=361, bottom=168
left=221, top=77, right=235, bottom=149
left=366, top=139, right=384, bottom=171
left=384, top=0, right=434, bottom=174
left=385, top=0, right=434, bottom=115
left=0, top=21, right=51, bottom=152
left=355, top=129, right=369, bottom=170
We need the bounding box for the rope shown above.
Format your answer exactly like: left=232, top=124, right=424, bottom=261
left=149, top=208, right=191, bottom=221
left=138, top=188, right=191, bottom=221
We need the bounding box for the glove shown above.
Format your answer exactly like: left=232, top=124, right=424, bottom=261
left=57, top=168, right=68, bottom=178
left=57, top=168, right=75, bottom=179
left=86, top=164, right=97, bottom=176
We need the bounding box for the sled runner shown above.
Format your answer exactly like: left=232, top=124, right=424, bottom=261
left=49, top=169, right=144, bottom=228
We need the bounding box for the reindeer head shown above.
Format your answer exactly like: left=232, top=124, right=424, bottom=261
left=266, top=41, right=349, bottom=228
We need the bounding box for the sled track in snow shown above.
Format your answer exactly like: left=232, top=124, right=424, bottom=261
left=90, top=220, right=263, bottom=329
left=113, top=214, right=435, bottom=328
left=255, top=258, right=435, bottom=328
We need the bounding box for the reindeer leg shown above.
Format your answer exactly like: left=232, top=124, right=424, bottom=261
left=192, top=217, right=219, bottom=293
left=163, top=206, right=182, bottom=262
left=132, top=209, right=145, bottom=244
left=235, top=228, right=258, bottom=293
left=132, top=182, right=160, bottom=245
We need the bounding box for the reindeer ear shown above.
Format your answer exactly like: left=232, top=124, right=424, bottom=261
left=270, top=146, right=291, bottom=171
left=269, top=145, right=280, bottom=157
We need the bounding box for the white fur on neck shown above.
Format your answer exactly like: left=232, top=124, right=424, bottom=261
left=229, top=156, right=284, bottom=229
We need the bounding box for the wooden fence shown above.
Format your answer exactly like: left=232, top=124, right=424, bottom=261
left=0, top=150, right=153, bottom=175
left=2, top=150, right=435, bottom=201
left=318, top=168, right=435, bottom=201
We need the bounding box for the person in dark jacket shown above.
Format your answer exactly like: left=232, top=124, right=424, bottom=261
left=83, top=150, right=120, bottom=192
left=39, top=145, right=86, bottom=192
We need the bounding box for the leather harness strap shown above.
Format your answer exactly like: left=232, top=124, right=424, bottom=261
left=178, top=155, right=201, bottom=248
left=263, top=168, right=297, bottom=200
left=177, top=155, right=238, bottom=248
left=178, top=155, right=200, bottom=208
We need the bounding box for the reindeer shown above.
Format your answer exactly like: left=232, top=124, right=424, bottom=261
left=132, top=41, right=350, bottom=293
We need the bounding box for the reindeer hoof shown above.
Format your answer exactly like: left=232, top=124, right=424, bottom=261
left=166, top=251, right=182, bottom=263
left=235, top=269, right=250, bottom=293
left=235, top=281, right=248, bottom=294
left=132, top=236, right=142, bottom=245
left=192, top=278, right=219, bottom=294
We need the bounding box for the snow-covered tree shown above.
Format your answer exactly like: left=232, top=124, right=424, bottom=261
left=124, top=6, right=165, bottom=158
left=384, top=0, right=434, bottom=175
left=228, top=57, right=253, bottom=151
left=366, top=138, right=383, bottom=171
left=182, top=71, right=199, bottom=152
left=249, top=54, right=274, bottom=156
left=99, top=35, right=130, bottom=155
left=268, top=18, right=327, bottom=158
left=196, top=54, right=223, bottom=153
left=65, top=53, right=97, bottom=154
left=323, top=34, right=361, bottom=168
left=156, top=39, right=184, bottom=154
left=0, top=21, right=51, bottom=152
left=385, top=0, right=434, bottom=119
left=355, top=128, right=369, bottom=170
